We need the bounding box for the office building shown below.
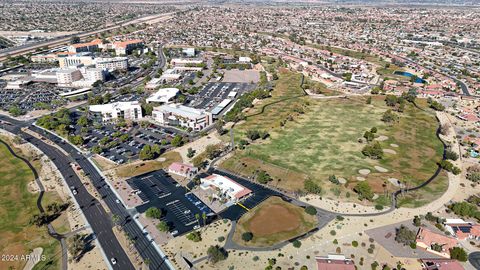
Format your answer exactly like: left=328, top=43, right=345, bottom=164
left=152, top=104, right=212, bottom=131
left=89, top=101, right=143, bottom=122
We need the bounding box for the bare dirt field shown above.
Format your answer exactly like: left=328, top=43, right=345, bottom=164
left=233, top=196, right=317, bottom=247
left=222, top=69, right=260, bottom=83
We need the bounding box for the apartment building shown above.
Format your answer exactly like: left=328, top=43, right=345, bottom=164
left=113, top=39, right=143, bottom=55
left=95, top=57, right=129, bottom=70
left=67, top=39, right=102, bottom=53
left=56, top=68, right=83, bottom=86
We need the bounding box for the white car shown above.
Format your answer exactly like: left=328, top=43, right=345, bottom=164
left=72, top=189, right=78, bottom=195
left=115, top=199, right=120, bottom=204
left=110, top=258, right=117, bottom=265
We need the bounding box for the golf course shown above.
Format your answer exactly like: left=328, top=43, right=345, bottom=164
left=221, top=70, right=446, bottom=206
left=0, top=139, right=61, bottom=270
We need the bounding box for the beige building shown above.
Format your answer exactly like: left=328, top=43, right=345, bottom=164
left=56, top=69, right=83, bottom=86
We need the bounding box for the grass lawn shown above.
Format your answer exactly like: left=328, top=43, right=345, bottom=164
left=221, top=71, right=445, bottom=206
left=114, top=151, right=182, bottom=178
left=233, top=196, right=317, bottom=247
left=0, top=142, right=61, bottom=270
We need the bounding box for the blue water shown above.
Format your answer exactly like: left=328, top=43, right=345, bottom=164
left=393, top=71, right=426, bottom=83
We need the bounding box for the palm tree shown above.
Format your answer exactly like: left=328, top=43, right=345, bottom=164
left=202, top=212, right=207, bottom=226
left=195, top=213, right=200, bottom=227
left=112, top=214, right=121, bottom=227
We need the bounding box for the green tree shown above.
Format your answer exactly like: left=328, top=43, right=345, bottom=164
left=68, top=135, right=84, bottom=146
left=207, top=245, right=227, bottom=264
left=186, top=231, right=202, bottom=242
left=293, top=240, right=302, bottom=248
left=354, top=182, right=374, bottom=201
left=145, top=207, right=162, bottom=219
left=449, top=247, right=468, bottom=261
left=77, top=116, right=89, bottom=127
left=242, top=232, right=253, bottom=242
left=305, top=206, right=317, bottom=215
left=362, top=141, right=383, bottom=159
left=381, top=109, right=398, bottom=123
left=139, top=145, right=154, bottom=160
left=394, top=225, right=416, bottom=246
left=171, top=135, right=183, bottom=147
left=8, top=105, right=24, bottom=116
left=257, top=171, right=272, bottom=184
left=156, top=221, right=169, bottom=232
left=187, top=147, right=195, bottom=158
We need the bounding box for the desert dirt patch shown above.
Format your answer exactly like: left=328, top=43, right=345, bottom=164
left=233, top=196, right=317, bottom=247
left=113, top=151, right=182, bottom=178
left=222, top=69, right=260, bottom=83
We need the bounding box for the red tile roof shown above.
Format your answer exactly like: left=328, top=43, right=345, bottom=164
left=316, top=258, right=356, bottom=270
left=421, top=259, right=464, bottom=270
left=416, top=228, right=458, bottom=253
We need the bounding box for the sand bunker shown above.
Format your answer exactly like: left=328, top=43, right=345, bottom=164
left=338, top=177, right=347, bottom=184
left=388, top=178, right=401, bottom=187
left=375, top=135, right=389, bottom=141
left=358, top=169, right=371, bottom=175
left=374, top=166, right=388, bottom=172
left=383, top=149, right=397, bottom=154
left=390, top=143, right=399, bottom=148
left=356, top=176, right=366, bottom=181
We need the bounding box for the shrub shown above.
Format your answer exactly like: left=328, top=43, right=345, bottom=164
left=375, top=204, right=384, bottom=210
left=352, top=241, right=359, bottom=247
left=305, top=206, right=317, bottom=215
left=218, top=236, right=225, bottom=242
left=253, top=256, right=259, bottom=261
left=242, top=232, right=253, bottom=242
left=292, top=240, right=301, bottom=248
left=207, top=245, right=227, bottom=264
left=445, top=149, right=459, bottom=161
left=187, top=231, right=202, bottom=242
left=330, top=230, right=336, bottom=236
left=304, top=179, right=322, bottom=194
left=362, top=141, right=383, bottom=159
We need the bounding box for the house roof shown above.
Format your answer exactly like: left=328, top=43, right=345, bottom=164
left=114, top=39, right=143, bottom=48
left=416, top=228, right=458, bottom=252
left=420, top=258, right=464, bottom=270
left=71, top=39, right=102, bottom=48
left=316, top=258, right=356, bottom=270
left=168, top=162, right=195, bottom=174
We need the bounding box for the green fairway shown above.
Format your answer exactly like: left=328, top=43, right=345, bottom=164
left=221, top=71, right=445, bottom=205
left=0, top=140, right=61, bottom=270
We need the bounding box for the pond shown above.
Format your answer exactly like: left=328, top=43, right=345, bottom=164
left=393, top=71, right=426, bottom=83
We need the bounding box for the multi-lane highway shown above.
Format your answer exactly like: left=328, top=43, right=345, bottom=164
left=0, top=116, right=173, bottom=270
left=0, top=12, right=174, bottom=62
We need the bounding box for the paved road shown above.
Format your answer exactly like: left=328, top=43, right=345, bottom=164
left=0, top=116, right=173, bottom=270
left=0, top=13, right=174, bottom=62
left=469, top=251, right=480, bottom=270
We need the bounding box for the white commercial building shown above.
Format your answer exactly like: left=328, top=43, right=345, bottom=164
left=200, top=174, right=252, bottom=204
left=182, top=48, right=195, bottom=57
left=85, top=68, right=106, bottom=82
left=146, top=88, right=179, bottom=104
left=171, top=58, right=203, bottom=66
left=152, top=104, right=212, bottom=131
left=56, top=69, right=83, bottom=86
left=95, top=57, right=128, bottom=70
left=59, top=53, right=95, bottom=68
left=89, top=101, right=143, bottom=122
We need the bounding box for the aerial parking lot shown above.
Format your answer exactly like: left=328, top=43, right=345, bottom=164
left=186, top=82, right=256, bottom=116
left=70, top=111, right=184, bottom=164
left=128, top=170, right=215, bottom=236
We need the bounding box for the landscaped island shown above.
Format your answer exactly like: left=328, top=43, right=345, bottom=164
left=233, top=196, right=318, bottom=247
